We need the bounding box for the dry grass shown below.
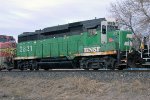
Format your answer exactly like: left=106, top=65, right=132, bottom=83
left=0, top=76, right=149, bottom=100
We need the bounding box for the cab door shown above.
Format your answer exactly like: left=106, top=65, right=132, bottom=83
left=101, top=21, right=107, bottom=44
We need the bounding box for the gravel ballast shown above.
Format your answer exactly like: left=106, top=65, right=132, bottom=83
left=0, top=70, right=150, bottom=100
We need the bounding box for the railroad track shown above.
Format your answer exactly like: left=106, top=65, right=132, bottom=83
left=1, top=69, right=150, bottom=72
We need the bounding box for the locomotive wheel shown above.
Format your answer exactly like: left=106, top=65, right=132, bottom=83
left=18, top=64, right=24, bottom=71
left=20, top=67, right=24, bottom=71
left=29, top=64, right=34, bottom=71
left=43, top=67, right=50, bottom=71
left=93, top=68, right=99, bottom=70
left=44, top=68, right=49, bottom=71
left=32, top=61, right=39, bottom=70
left=7, top=68, right=12, bottom=71
left=35, top=67, right=39, bottom=71
left=20, top=64, right=25, bottom=71
left=84, top=68, right=89, bottom=70
left=30, top=68, right=34, bottom=71
left=111, top=61, right=117, bottom=70
left=104, top=57, right=116, bottom=70
left=117, top=66, right=124, bottom=70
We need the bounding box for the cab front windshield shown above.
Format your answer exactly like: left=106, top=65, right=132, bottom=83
left=0, top=36, right=15, bottom=43
left=107, top=22, right=119, bottom=31
left=0, top=36, right=7, bottom=42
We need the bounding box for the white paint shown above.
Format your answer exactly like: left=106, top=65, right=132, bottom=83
left=126, top=34, right=133, bottom=38
left=101, top=21, right=107, bottom=44
left=124, top=41, right=133, bottom=46
left=19, top=45, right=33, bottom=52
left=84, top=47, right=100, bottom=53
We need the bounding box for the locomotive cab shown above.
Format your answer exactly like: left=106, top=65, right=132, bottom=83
left=101, top=20, right=119, bottom=44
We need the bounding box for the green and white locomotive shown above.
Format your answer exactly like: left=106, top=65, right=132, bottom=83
left=14, top=18, right=141, bottom=70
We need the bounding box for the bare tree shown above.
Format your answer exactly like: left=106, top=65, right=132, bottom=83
left=110, top=0, right=150, bottom=34
left=133, top=0, right=150, bottom=34
left=110, top=0, right=150, bottom=49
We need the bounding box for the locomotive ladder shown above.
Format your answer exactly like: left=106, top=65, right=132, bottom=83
left=119, top=50, right=128, bottom=67
left=141, top=44, right=150, bottom=67
left=118, top=37, right=132, bottom=68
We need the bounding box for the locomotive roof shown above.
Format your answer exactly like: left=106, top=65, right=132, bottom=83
left=42, top=24, right=69, bottom=33
left=0, top=35, right=13, bottom=37
left=41, top=18, right=106, bottom=33
left=19, top=18, right=106, bottom=37
left=18, top=32, right=40, bottom=37
left=82, top=18, right=106, bottom=28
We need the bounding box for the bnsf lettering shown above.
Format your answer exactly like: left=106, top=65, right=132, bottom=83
left=84, top=47, right=100, bottom=53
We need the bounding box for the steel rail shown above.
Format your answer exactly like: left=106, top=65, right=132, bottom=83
left=1, top=69, right=150, bottom=73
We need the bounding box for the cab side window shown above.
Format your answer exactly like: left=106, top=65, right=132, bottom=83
left=88, top=29, right=97, bottom=36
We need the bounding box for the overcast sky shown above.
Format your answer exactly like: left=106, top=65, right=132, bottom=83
left=0, top=0, right=115, bottom=40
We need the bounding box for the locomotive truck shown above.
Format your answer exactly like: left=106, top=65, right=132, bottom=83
left=13, top=18, right=149, bottom=70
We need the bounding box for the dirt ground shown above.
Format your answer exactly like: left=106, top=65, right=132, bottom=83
left=0, top=76, right=149, bottom=100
